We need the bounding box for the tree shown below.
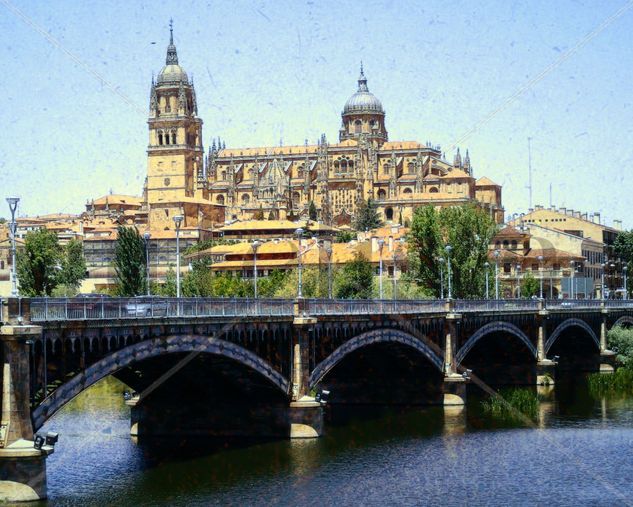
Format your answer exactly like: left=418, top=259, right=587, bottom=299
left=615, top=231, right=633, bottom=276
left=113, top=225, right=146, bottom=296
left=58, top=239, right=87, bottom=295
left=274, top=267, right=328, bottom=298
left=16, top=229, right=63, bottom=296
left=335, top=230, right=355, bottom=243
left=253, top=205, right=264, bottom=220
left=257, top=269, right=289, bottom=297
left=334, top=253, right=374, bottom=299
left=308, top=201, right=318, bottom=221
left=521, top=272, right=540, bottom=298
left=407, top=204, right=497, bottom=298
left=354, top=198, right=383, bottom=232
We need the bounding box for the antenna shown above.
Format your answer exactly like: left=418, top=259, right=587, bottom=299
left=527, top=137, right=533, bottom=209
left=549, top=183, right=553, bottom=208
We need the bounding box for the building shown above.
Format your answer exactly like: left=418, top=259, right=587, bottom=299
left=146, top=28, right=504, bottom=232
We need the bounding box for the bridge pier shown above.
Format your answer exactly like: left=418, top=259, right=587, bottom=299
left=291, top=314, right=323, bottom=438
left=443, top=311, right=467, bottom=405
left=599, top=310, right=616, bottom=373
left=0, top=325, right=52, bottom=502
left=536, top=309, right=557, bottom=385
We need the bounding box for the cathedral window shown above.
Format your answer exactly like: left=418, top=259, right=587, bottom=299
left=377, top=189, right=387, bottom=200
left=349, top=160, right=354, bottom=170
left=242, top=194, right=250, bottom=205
left=341, top=159, right=348, bottom=172
left=172, top=131, right=177, bottom=145
left=334, top=160, right=340, bottom=172
left=221, top=171, right=226, bottom=181
left=407, top=162, right=415, bottom=174
left=385, top=207, right=394, bottom=221
left=217, top=195, right=225, bottom=205
left=403, top=188, right=412, bottom=194
left=157, top=131, right=163, bottom=146
left=248, top=168, right=254, bottom=179
left=354, top=120, right=362, bottom=134
left=429, top=187, right=439, bottom=193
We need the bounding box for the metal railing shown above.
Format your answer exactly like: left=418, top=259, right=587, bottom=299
left=455, top=299, right=540, bottom=312
left=17, top=297, right=633, bottom=323
left=304, top=298, right=446, bottom=316
left=28, top=297, right=294, bottom=322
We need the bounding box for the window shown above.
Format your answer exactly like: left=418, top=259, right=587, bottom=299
left=385, top=207, right=394, bottom=220
left=158, top=131, right=163, bottom=145
left=341, top=159, right=348, bottom=172
left=503, top=240, right=509, bottom=248
left=407, top=162, right=415, bottom=174
left=511, top=240, right=517, bottom=250
left=172, top=131, right=177, bottom=145
left=504, top=263, right=511, bottom=273
left=242, top=194, right=250, bottom=205
left=217, top=195, right=225, bottom=205
left=221, top=171, right=227, bottom=181
left=354, top=120, right=362, bottom=134
left=377, top=189, right=387, bottom=200
left=403, top=188, right=413, bottom=195
left=429, top=187, right=439, bottom=193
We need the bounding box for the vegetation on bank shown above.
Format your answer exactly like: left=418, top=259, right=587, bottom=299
left=587, top=325, right=633, bottom=395
left=481, top=388, right=538, bottom=422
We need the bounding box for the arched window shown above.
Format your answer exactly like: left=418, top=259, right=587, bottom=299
left=242, top=194, right=250, bottom=205
left=354, top=120, right=362, bottom=134
left=349, top=160, right=354, bottom=170
left=334, top=160, right=340, bottom=172
left=383, top=163, right=391, bottom=175
left=164, top=131, right=170, bottom=145
left=403, top=188, right=413, bottom=195
left=511, top=240, right=517, bottom=250
left=217, top=195, right=225, bottom=205
left=495, top=240, right=501, bottom=248
left=503, top=240, right=509, bottom=248
left=377, top=189, right=387, bottom=200
left=341, top=159, right=348, bottom=172
left=407, top=162, right=415, bottom=174
left=292, top=191, right=301, bottom=202
left=429, top=187, right=439, bottom=193
left=172, top=131, right=177, bottom=145
left=248, top=168, right=254, bottom=179
left=370, top=119, right=376, bottom=129
left=221, top=171, right=226, bottom=181
left=385, top=207, right=394, bottom=221
left=157, top=131, right=163, bottom=146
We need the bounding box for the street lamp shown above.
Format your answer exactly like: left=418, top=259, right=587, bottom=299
left=484, top=261, right=490, bottom=299
left=624, top=265, right=628, bottom=299
left=493, top=249, right=500, bottom=299
left=438, top=257, right=445, bottom=299
left=445, top=245, right=453, bottom=299
left=378, top=238, right=385, bottom=299
left=295, top=228, right=304, bottom=297
left=515, top=264, right=521, bottom=298
left=537, top=255, right=544, bottom=299
left=570, top=260, right=575, bottom=299
left=393, top=238, right=404, bottom=300
left=173, top=215, right=184, bottom=298
left=252, top=240, right=262, bottom=298
left=601, top=262, right=606, bottom=300
left=6, top=197, right=20, bottom=297
left=325, top=243, right=333, bottom=299
left=143, top=232, right=151, bottom=296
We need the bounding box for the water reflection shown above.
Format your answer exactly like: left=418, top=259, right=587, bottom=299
left=42, top=376, right=633, bottom=505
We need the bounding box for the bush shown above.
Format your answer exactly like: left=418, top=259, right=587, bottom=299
left=607, top=326, right=633, bottom=367
left=588, top=368, right=633, bottom=395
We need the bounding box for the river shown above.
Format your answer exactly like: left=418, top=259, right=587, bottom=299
left=40, top=376, right=633, bottom=506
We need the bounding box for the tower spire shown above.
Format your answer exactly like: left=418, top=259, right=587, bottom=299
left=166, top=19, right=178, bottom=65
left=357, top=62, right=368, bottom=92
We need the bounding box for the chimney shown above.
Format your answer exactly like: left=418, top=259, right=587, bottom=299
left=560, top=207, right=567, bottom=215
left=613, top=219, right=622, bottom=230
left=535, top=205, right=543, bottom=210
left=593, top=212, right=601, bottom=224
left=581, top=213, right=588, bottom=220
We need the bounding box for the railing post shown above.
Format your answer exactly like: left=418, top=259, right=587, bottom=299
left=64, top=298, right=68, bottom=321
left=45, top=298, right=48, bottom=321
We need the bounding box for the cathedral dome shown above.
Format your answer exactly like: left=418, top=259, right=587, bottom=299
left=157, top=64, right=188, bottom=84
left=343, top=66, right=384, bottom=114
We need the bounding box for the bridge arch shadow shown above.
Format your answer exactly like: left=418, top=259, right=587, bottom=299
left=545, top=318, right=600, bottom=355
left=32, top=335, right=289, bottom=431
left=545, top=318, right=600, bottom=374
left=457, top=321, right=537, bottom=386
left=309, top=328, right=444, bottom=405
left=613, top=316, right=633, bottom=329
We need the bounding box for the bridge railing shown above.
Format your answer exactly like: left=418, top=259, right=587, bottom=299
left=604, top=300, right=633, bottom=309
left=28, top=297, right=294, bottom=321
left=545, top=299, right=604, bottom=310
left=455, top=299, right=540, bottom=312
left=304, top=298, right=446, bottom=316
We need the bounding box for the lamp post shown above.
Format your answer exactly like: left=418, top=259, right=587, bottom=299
left=252, top=240, right=261, bottom=298
left=438, top=257, right=445, bottom=299
left=445, top=245, right=453, bottom=299
left=6, top=197, right=20, bottom=297
left=378, top=238, right=385, bottom=299
left=537, top=255, right=544, bottom=299
left=173, top=215, right=183, bottom=298
left=392, top=238, right=404, bottom=300
left=570, top=260, right=575, bottom=299
left=484, top=261, right=490, bottom=299
left=143, top=232, right=151, bottom=296
left=325, top=244, right=333, bottom=299
left=624, top=265, right=628, bottom=299
left=601, top=262, right=606, bottom=300
left=494, top=249, right=500, bottom=299
left=295, top=228, right=304, bottom=297
left=515, top=264, right=521, bottom=298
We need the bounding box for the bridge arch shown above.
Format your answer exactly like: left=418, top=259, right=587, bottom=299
left=545, top=318, right=600, bottom=354
left=308, top=328, right=444, bottom=389
left=32, top=334, right=289, bottom=431
left=456, top=321, right=537, bottom=366
left=613, top=316, right=633, bottom=329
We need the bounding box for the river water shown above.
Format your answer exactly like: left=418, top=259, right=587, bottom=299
left=40, top=377, right=633, bottom=506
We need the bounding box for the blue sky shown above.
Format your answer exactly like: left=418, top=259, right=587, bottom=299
left=1, top=0, right=632, bottom=227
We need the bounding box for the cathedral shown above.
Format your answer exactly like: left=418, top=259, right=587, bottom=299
left=146, top=27, right=504, bottom=233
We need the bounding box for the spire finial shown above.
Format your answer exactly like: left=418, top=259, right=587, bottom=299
left=360, top=61, right=364, bottom=76
left=357, top=62, right=368, bottom=92
left=169, top=18, right=174, bottom=45
left=165, top=19, right=178, bottom=65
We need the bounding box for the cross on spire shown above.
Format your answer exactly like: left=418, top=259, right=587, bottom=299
left=169, top=18, right=174, bottom=44
left=165, top=19, right=178, bottom=65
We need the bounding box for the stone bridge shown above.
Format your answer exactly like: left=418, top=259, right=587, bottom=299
left=1, top=296, right=632, bottom=501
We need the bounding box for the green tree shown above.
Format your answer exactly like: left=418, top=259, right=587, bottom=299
left=354, top=198, right=383, bottom=232
left=335, top=230, right=356, bottom=243
left=113, top=225, right=146, bottom=296
left=521, top=272, right=540, bottom=298
left=58, top=239, right=87, bottom=295
left=615, top=231, right=633, bottom=296
left=274, top=267, right=328, bottom=298
left=607, top=326, right=633, bottom=368
left=156, top=267, right=177, bottom=296
left=308, top=201, right=318, bottom=221
left=16, top=228, right=63, bottom=296
left=257, top=269, right=289, bottom=297
left=407, top=204, right=497, bottom=298
left=334, top=253, right=374, bottom=299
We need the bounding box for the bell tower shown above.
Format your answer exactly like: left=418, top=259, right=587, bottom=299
left=146, top=21, right=205, bottom=218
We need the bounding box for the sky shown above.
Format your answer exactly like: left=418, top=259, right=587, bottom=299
left=1, top=0, right=632, bottom=227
